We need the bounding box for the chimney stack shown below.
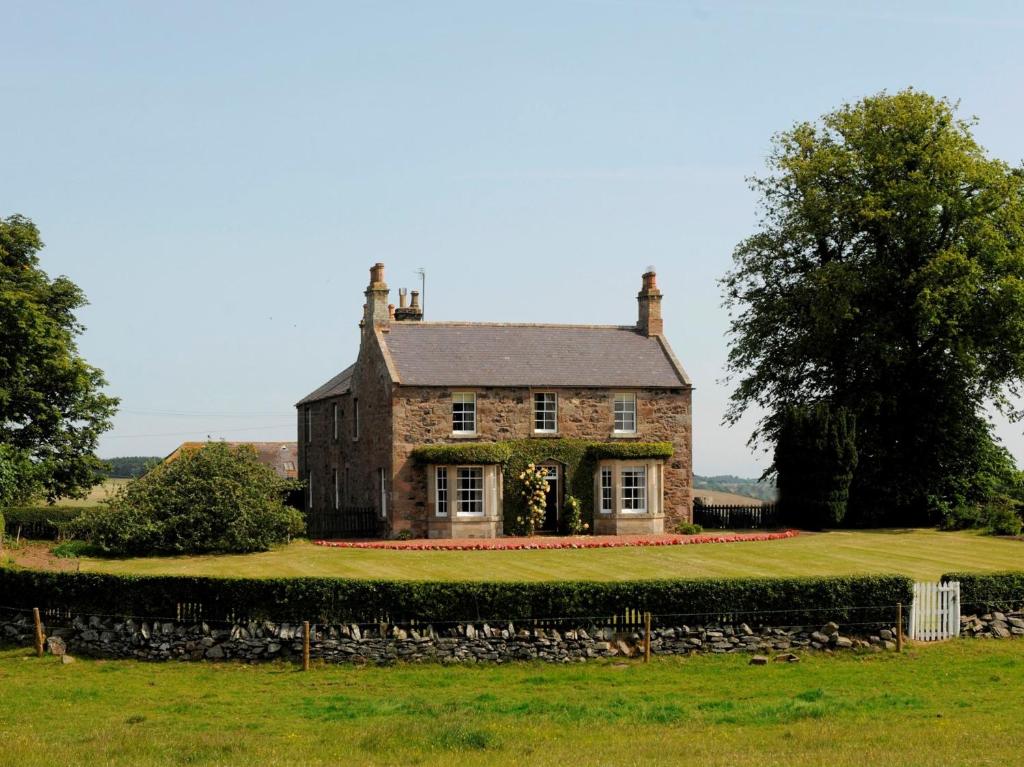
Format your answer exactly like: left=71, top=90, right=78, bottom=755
left=362, top=262, right=391, bottom=329
left=637, top=267, right=663, bottom=336
left=394, top=287, right=424, bottom=321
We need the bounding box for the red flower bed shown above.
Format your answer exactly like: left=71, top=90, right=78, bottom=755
left=314, top=530, right=799, bottom=551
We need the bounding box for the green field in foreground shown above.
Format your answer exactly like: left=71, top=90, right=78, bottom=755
left=79, top=529, right=1024, bottom=581
left=0, top=641, right=1021, bottom=766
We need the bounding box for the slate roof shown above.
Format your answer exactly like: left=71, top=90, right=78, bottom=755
left=298, top=323, right=689, bottom=403
left=296, top=364, right=354, bottom=405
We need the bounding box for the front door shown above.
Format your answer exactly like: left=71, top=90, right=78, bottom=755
left=541, top=466, right=559, bottom=532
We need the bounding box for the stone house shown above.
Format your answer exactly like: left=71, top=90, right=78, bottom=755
left=165, top=441, right=298, bottom=479
left=296, top=263, right=692, bottom=538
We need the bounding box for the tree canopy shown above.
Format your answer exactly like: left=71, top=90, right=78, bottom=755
left=0, top=214, right=118, bottom=502
left=722, top=90, right=1024, bottom=526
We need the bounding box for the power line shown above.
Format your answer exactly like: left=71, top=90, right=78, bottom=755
left=105, top=424, right=295, bottom=439
left=120, top=409, right=294, bottom=418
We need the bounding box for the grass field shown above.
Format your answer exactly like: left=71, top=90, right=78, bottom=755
left=77, top=529, right=1024, bottom=581
left=53, top=478, right=131, bottom=507
left=0, top=641, right=1021, bottom=766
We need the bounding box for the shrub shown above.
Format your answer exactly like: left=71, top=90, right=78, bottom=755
left=562, top=495, right=588, bottom=535
left=2, top=506, right=95, bottom=540
left=942, top=571, right=1024, bottom=615
left=939, top=504, right=986, bottom=531
left=985, top=504, right=1022, bottom=537
left=69, top=443, right=304, bottom=555
left=0, top=568, right=912, bottom=628
left=675, top=522, right=703, bottom=535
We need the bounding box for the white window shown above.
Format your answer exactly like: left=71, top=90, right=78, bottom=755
left=305, top=407, right=312, bottom=444
left=307, top=470, right=313, bottom=510
left=613, top=393, right=637, bottom=433
left=353, top=398, right=359, bottom=440
left=534, top=392, right=557, bottom=433
left=332, top=403, right=339, bottom=441
left=600, top=467, right=614, bottom=513
left=378, top=467, right=387, bottom=519
left=436, top=467, right=449, bottom=517
left=332, top=468, right=339, bottom=510
left=456, top=467, right=484, bottom=515
left=620, top=467, right=647, bottom=513
left=452, top=393, right=477, bottom=434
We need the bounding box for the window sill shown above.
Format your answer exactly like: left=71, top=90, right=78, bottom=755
left=610, top=432, right=640, bottom=439
left=450, top=432, right=479, bottom=440
left=531, top=432, right=560, bottom=438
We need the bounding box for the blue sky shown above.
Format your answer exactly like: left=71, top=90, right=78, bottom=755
left=3, top=1, right=1023, bottom=475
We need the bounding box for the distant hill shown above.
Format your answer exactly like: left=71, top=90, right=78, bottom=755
left=693, top=474, right=778, bottom=503
left=102, top=456, right=162, bottom=478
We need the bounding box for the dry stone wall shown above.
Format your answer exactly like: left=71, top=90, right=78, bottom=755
left=2, top=611, right=908, bottom=664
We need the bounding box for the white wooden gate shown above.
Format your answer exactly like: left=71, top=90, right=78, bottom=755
left=909, top=581, right=960, bottom=641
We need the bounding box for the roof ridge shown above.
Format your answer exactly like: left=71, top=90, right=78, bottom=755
left=391, top=321, right=640, bottom=330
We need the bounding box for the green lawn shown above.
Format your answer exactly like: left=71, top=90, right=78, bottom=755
left=0, top=641, right=1021, bottom=766
left=53, top=478, right=130, bottom=507
left=79, top=529, right=1024, bottom=581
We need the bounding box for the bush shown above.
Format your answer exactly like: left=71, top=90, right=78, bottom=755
left=2, top=506, right=95, bottom=539
left=0, top=568, right=913, bottom=627
left=985, top=504, right=1022, bottom=537
left=562, top=495, right=588, bottom=535
left=675, top=522, right=704, bottom=535
left=69, top=443, right=304, bottom=555
left=942, top=571, right=1024, bottom=615
left=939, top=504, right=986, bottom=531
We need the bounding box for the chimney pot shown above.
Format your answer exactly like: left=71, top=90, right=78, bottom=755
left=410, top=290, right=421, bottom=309
left=370, top=262, right=386, bottom=285
left=398, top=288, right=408, bottom=308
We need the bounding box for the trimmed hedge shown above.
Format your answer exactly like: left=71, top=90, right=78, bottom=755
left=411, top=443, right=511, bottom=465
left=3, top=506, right=98, bottom=540
left=411, top=440, right=675, bottom=533
left=942, top=571, right=1024, bottom=614
left=0, top=568, right=911, bottom=627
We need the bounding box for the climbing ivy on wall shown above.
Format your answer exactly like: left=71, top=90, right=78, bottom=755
left=411, top=440, right=673, bottom=534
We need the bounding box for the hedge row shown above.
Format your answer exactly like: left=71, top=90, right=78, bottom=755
left=942, top=571, right=1024, bottom=614
left=0, top=568, right=911, bottom=627
left=2, top=506, right=100, bottom=540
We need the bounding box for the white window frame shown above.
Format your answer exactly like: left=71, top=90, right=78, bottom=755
left=332, top=403, right=339, bottom=441
left=332, top=468, right=339, bottom=510
left=305, top=406, right=312, bottom=444
left=600, top=467, right=614, bottom=514
left=353, top=398, right=359, bottom=441
left=533, top=392, right=558, bottom=434
left=378, top=467, right=387, bottom=519
left=613, top=392, right=637, bottom=434
left=620, top=466, right=647, bottom=513
left=435, top=466, right=449, bottom=517
left=307, top=470, right=313, bottom=510
left=452, top=392, right=477, bottom=436
left=455, top=466, right=485, bottom=516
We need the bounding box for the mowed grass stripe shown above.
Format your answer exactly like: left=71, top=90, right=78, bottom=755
left=78, top=529, right=1024, bottom=581
left=0, top=642, right=1022, bottom=766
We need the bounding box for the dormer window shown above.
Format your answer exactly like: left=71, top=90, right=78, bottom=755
left=452, top=392, right=477, bottom=435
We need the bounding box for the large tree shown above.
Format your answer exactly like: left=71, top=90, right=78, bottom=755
left=0, top=214, right=118, bottom=502
left=722, top=90, right=1024, bottom=526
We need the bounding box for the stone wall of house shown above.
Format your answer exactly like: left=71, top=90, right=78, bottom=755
left=298, top=330, right=395, bottom=523
left=2, top=612, right=902, bottom=665
left=390, top=386, right=692, bottom=536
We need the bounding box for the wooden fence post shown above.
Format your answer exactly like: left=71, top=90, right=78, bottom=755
left=643, top=612, right=651, bottom=663
left=33, top=608, right=45, bottom=658
left=896, top=603, right=903, bottom=652
left=302, top=620, right=311, bottom=671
